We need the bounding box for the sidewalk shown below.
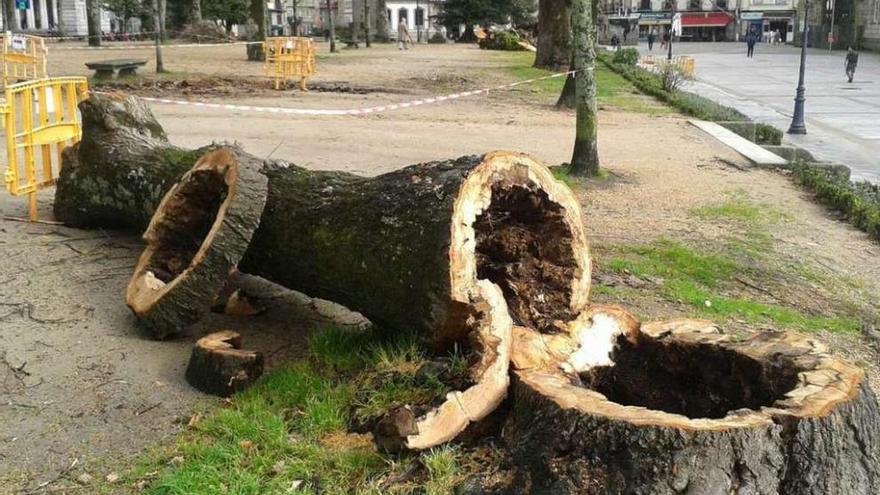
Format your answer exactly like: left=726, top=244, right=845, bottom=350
left=644, top=42, right=880, bottom=182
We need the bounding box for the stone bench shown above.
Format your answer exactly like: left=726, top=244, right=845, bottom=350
left=85, top=59, right=148, bottom=79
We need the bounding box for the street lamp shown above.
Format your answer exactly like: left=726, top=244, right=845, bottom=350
left=788, top=0, right=810, bottom=134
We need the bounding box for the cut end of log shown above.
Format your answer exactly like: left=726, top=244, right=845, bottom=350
left=450, top=151, right=591, bottom=336
left=185, top=330, right=264, bottom=397
left=126, top=147, right=268, bottom=338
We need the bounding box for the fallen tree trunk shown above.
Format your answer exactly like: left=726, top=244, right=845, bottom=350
left=124, top=146, right=592, bottom=450
left=506, top=317, right=880, bottom=494
left=54, top=94, right=208, bottom=230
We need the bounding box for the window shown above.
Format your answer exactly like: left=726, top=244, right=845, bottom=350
left=387, top=9, right=392, bottom=23
left=640, top=0, right=651, bottom=10
left=688, top=0, right=701, bottom=9
left=717, top=0, right=727, bottom=8
left=874, top=0, right=880, bottom=23
left=415, top=8, right=425, bottom=27
left=398, top=8, right=408, bottom=24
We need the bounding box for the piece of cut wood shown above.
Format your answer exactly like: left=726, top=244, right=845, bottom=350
left=126, top=148, right=268, bottom=338
left=185, top=330, right=264, bottom=397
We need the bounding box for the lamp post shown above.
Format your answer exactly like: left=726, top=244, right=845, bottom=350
left=788, top=0, right=810, bottom=135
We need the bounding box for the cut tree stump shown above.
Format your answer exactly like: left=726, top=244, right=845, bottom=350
left=54, top=94, right=209, bottom=230
left=126, top=148, right=268, bottom=338
left=507, top=318, right=880, bottom=494
left=185, top=330, right=264, bottom=396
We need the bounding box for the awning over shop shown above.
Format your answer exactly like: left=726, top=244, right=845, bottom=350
left=681, top=12, right=733, bottom=28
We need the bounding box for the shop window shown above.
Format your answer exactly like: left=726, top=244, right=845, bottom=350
left=415, top=8, right=425, bottom=27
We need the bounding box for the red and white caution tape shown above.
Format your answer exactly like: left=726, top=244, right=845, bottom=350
left=127, top=70, right=575, bottom=117
left=54, top=41, right=261, bottom=51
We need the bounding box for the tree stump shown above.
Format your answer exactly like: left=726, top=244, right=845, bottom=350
left=185, top=330, right=264, bottom=396
left=54, top=94, right=210, bottom=230
left=507, top=318, right=880, bottom=494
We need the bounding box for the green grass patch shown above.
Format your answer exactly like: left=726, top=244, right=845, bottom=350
left=600, top=238, right=859, bottom=334
left=98, top=327, right=475, bottom=494
left=691, top=194, right=791, bottom=225
left=493, top=51, right=667, bottom=114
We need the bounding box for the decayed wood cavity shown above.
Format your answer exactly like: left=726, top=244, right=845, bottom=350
left=475, top=183, right=578, bottom=334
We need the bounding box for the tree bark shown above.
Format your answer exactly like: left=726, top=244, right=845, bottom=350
left=86, top=0, right=101, bottom=47
left=153, top=0, right=165, bottom=73
left=189, top=0, right=202, bottom=23
left=373, top=0, right=388, bottom=41
left=56, top=0, right=65, bottom=36
left=556, top=59, right=576, bottom=109
left=246, top=0, right=266, bottom=61
left=54, top=95, right=210, bottom=229
left=534, top=0, right=571, bottom=71
left=568, top=0, right=599, bottom=176
left=185, top=331, right=264, bottom=396
left=364, top=0, right=371, bottom=47
left=506, top=318, right=880, bottom=494
left=326, top=0, right=336, bottom=53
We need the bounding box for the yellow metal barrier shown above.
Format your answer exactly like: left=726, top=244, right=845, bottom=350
left=263, top=37, right=316, bottom=91
left=1, top=34, right=48, bottom=89
left=2, top=77, right=89, bottom=221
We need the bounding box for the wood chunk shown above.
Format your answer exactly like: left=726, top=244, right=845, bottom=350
left=185, top=331, right=264, bottom=397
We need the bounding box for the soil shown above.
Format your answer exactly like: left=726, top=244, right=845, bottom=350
left=475, top=184, right=577, bottom=333
left=2, top=43, right=880, bottom=492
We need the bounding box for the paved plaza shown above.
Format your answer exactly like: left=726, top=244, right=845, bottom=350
left=639, top=42, right=879, bottom=182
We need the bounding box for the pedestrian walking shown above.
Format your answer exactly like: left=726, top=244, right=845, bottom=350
left=845, top=46, right=859, bottom=83
left=611, top=33, right=620, bottom=51
left=398, top=19, right=413, bottom=50
left=647, top=30, right=656, bottom=51
left=746, top=32, right=757, bottom=58
left=660, top=30, right=669, bottom=49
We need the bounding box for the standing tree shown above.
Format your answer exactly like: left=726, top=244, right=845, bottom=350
left=567, top=0, right=599, bottom=176
left=534, top=0, right=571, bottom=70
left=189, top=0, right=201, bottom=22
left=325, top=0, right=336, bottom=53
left=246, top=0, right=266, bottom=60
left=86, top=0, right=102, bottom=46
left=364, top=0, right=371, bottom=47
left=374, top=0, right=388, bottom=41
left=152, top=0, right=165, bottom=72
left=56, top=0, right=66, bottom=35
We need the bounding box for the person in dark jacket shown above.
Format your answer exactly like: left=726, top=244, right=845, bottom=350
left=647, top=30, right=656, bottom=51
left=845, top=47, right=859, bottom=83
left=746, top=32, right=757, bottom=58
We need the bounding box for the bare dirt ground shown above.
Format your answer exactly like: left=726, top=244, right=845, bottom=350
left=1, top=43, right=879, bottom=493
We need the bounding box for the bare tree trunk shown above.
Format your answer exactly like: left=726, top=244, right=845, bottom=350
left=158, top=0, right=166, bottom=40
left=56, top=0, right=65, bottom=35
left=326, top=0, right=336, bottom=53
left=152, top=0, right=164, bottom=73
left=374, top=0, right=387, bottom=41
left=352, top=0, right=361, bottom=45
left=568, top=0, right=599, bottom=176
left=535, top=0, right=571, bottom=70
left=364, top=0, right=371, bottom=47
left=189, top=0, right=201, bottom=23
left=86, top=0, right=101, bottom=46
left=246, top=0, right=266, bottom=61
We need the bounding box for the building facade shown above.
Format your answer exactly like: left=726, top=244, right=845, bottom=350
left=599, top=0, right=797, bottom=43
left=3, top=0, right=114, bottom=36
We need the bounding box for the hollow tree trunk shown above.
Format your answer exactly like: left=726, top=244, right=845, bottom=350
left=506, top=318, right=880, bottom=494
left=534, top=0, right=571, bottom=71
left=125, top=146, right=591, bottom=450
left=54, top=95, right=209, bottom=229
